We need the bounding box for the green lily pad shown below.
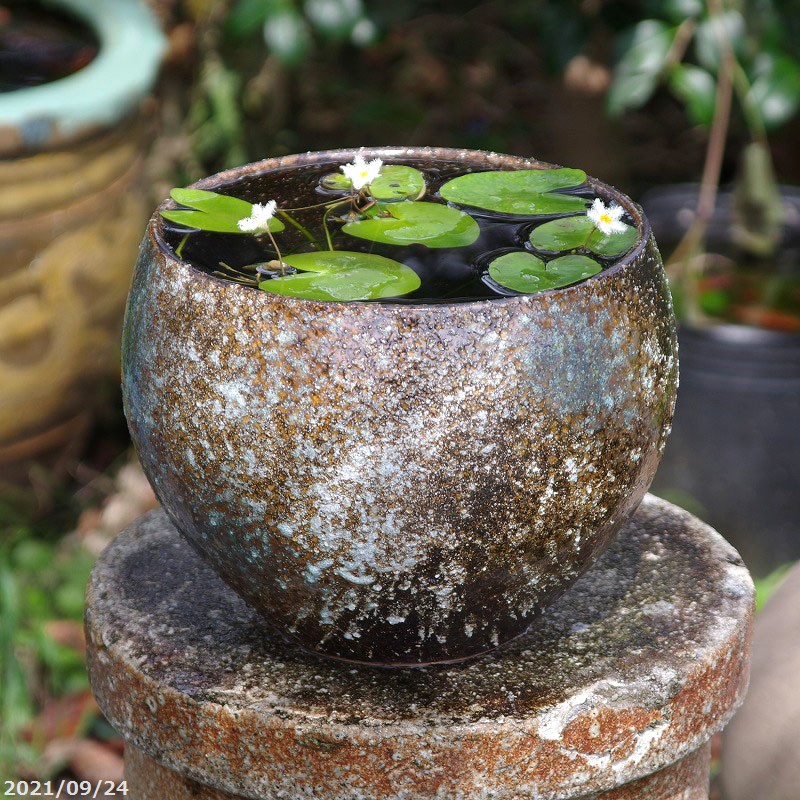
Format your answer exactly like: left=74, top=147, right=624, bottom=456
left=529, top=215, right=638, bottom=257
left=369, top=166, right=426, bottom=201
left=320, top=173, right=353, bottom=192
left=259, top=251, right=421, bottom=301
left=161, top=189, right=285, bottom=234
left=343, top=201, right=479, bottom=248
left=488, top=252, right=601, bottom=293
left=439, top=168, right=588, bottom=215
left=321, top=165, right=426, bottom=201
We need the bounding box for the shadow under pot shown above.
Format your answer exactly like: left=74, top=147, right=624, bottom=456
left=122, top=147, right=678, bottom=665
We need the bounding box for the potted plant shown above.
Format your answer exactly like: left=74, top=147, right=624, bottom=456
left=121, top=146, right=678, bottom=665
left=0, top=0, right=165, bottom=490
left=606, top=0, right=800, bottom=576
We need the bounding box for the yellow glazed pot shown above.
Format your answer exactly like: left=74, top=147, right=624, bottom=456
left=0, top=0, right=165, bottom=482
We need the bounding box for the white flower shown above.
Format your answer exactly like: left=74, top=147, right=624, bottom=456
left=340, top=155, right=383, bottom=191
left=238, top=200, right=278, bottom=233
left=587, top=198, right=627, bottom=235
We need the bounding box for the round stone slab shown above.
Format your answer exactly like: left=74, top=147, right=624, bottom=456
left=85, top=495, right=754, bottom=800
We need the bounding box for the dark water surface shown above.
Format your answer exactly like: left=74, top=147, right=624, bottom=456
left=161, top=158, right=631, bottom=303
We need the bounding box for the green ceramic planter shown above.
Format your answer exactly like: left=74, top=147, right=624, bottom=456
left=0, top=0, right=165, bottom=152
left=122, top=147, right=678, bottom=665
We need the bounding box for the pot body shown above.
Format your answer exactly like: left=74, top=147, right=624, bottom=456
left=123, top=147, right=678, bottom=664
left=0, top=0, right=165, bottom=483
left=646, top=186, right=800, bottom=576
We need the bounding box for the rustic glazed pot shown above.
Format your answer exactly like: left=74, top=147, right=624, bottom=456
left=122, top=147, right=678, bottom=665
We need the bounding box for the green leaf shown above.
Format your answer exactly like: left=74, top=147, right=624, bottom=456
left=695, top=11, right=745, bottom=73
left=305, top=0, right=363, bottom=40
left=754, top=563, right=793, bottom=612
left=748, top=53, right=800, bottom=130
left=698, top=288, right=731, bottom=318
left=11, top=540, right=53, bottom=572
left=170, top=188, right=253, bottom=217
left=607, top=20, right=676, bottom=116
left=369, top=166, right=426, bottom=201
left=263, top=8, right=312, bottom=67
left=662, top=0, right=704, bottom=22
left=489, top=252, right=601, bottom=293
left=529, top=215, right=638, bottom=257
left=160, top=209, right=243, bottom=233
left=607, top=72, right=660, bottom=117
left=439, top=168, right=588, bottom=215
left=260, top=251, right=421, bottom=301
left=162, top=189, right=285, bottom=234
left=668, top=64, right=716, bottom=126
left=320, top=172, right=353, bottom=192
left=343, top=202, right=479, bottom=248
left=225, top=0, right=270, bottom=39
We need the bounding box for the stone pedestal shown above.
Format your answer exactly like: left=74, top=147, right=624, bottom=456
left=85, top=495, right=754, bottom=800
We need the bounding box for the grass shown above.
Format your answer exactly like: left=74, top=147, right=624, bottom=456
left=0, top=417, right=136, bottom=782
left=754, top=563, right=794, bottom=613
left=0, top=520, right=98, bottom=781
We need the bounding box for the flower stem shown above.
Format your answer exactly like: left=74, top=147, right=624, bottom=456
left=666, top=0, right=734, bottom=324
left=265, top=229, right=285, bottom=274
left=277, top=209, right=319, bottom=248
left=175, top=233, right=190, bottom=259
left=731, top=61, right=768, bottom=146
left=321, top=199, right=350, bottom=251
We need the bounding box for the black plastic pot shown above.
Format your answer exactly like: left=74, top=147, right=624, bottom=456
left=645, top=186, right=800, bottom=576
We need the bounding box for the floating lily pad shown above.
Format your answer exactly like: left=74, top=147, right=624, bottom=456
left=259, top=251, right=421, bottom=301
left=343, top=201, right=479, bottom=248
left=529, top=215, right=638, bottom=257
left=320, top=173, right=353, bottom=192
left=369, top=166, right=426, bottom=201
left=320, top=165, right=425, bottom=202
left=488, top=252, right=601, bottom=293
left=161, top=189, right=285, bottom=234
left=439, top=168, right=588, bottom=215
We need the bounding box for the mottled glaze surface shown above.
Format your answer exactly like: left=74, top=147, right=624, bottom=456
left=122, top=147, right=678, bottom=664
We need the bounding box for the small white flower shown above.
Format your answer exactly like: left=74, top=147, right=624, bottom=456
left=587, top=198, right=627, bottom=235
left=238, top=200, right=278, bottom=233
left=340, top=155, right=383, bottom=191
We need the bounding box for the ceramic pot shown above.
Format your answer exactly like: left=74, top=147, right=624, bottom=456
left=122, top=147, right=678, bottom=665
left=0, top=0, right=164, bottom=484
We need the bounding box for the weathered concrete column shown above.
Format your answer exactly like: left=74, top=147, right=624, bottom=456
left=85, top=495, right=754, bottom=800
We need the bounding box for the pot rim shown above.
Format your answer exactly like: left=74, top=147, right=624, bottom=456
left=151, top=146, right=653, bottom=311
left=0, top=0, right=166, bottom=147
